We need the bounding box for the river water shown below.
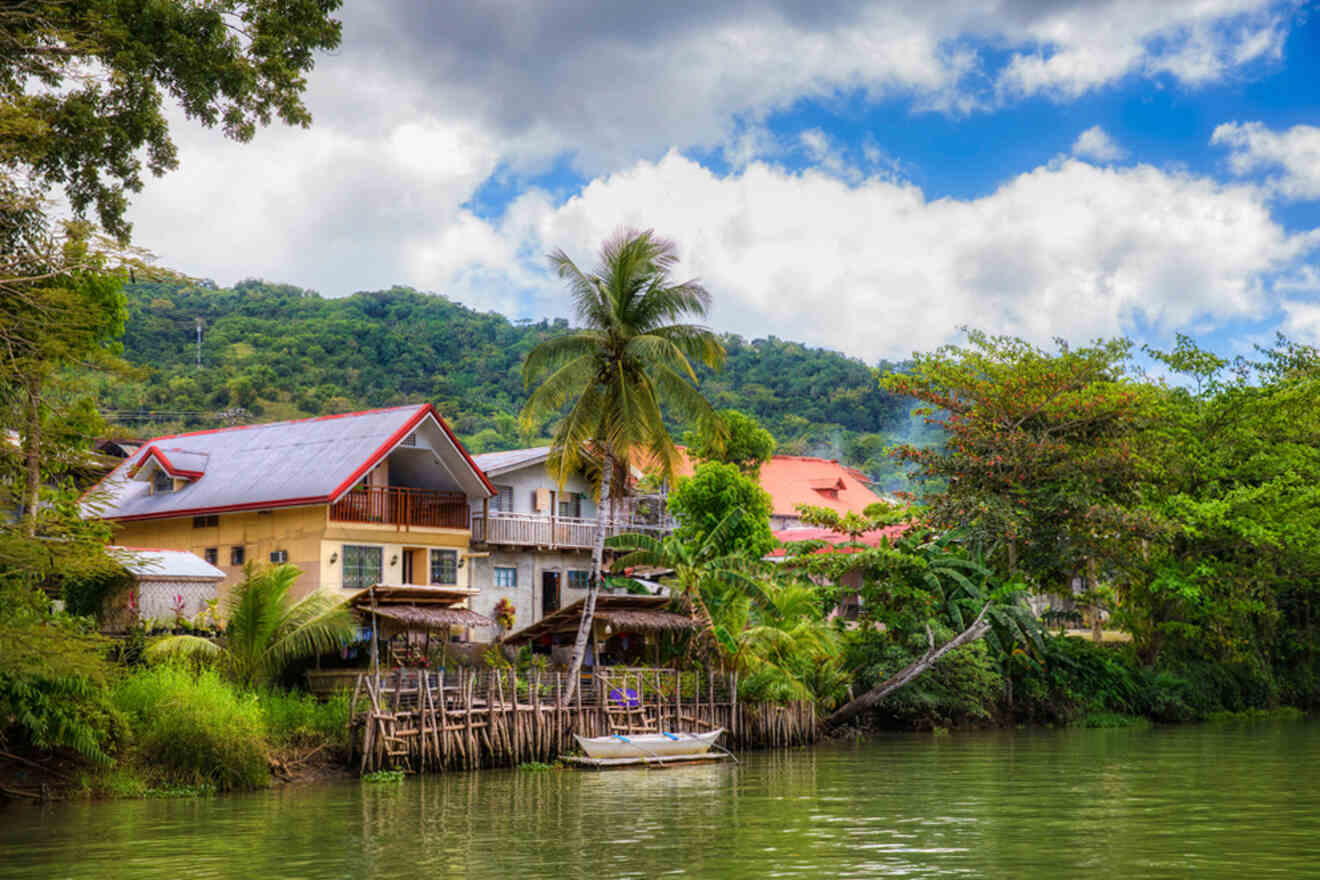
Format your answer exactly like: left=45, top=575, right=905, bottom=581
left=2, top=721, right=1316, bottom=878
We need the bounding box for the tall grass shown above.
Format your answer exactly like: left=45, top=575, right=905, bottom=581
left=257, top=689, right=349, bottom=749
left=112, top=665, right=269, bottom=791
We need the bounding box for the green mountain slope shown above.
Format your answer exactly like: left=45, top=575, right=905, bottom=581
left=94, top=280, right=933, bottom=488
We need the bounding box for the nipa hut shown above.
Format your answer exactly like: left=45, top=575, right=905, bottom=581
left=347, top=585, right=496, bottom=672
left=503, top=594, right=696, bottom=668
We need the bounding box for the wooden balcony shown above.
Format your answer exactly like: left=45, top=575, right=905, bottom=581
left=471, top=511, right=672, bottom=550
left=330, top=486, right=469, bottom=530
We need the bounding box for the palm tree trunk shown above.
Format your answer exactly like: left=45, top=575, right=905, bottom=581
left=562, top=448, right=612, bottom=704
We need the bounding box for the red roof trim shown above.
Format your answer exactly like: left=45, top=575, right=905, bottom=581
left=106, top=496, right=327, bottom=522
left=328, top=404, right=495, bottom=502
left=430, top=404, right=497, bottom=495
left=129, top=446, right=205, bottom=480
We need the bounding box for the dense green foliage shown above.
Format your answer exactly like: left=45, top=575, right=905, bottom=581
left=91, top=279, right=919, bottom=486
left=668, top=461, right=776, bottom=559
left=684, top=408, right=775, bottom=477
left=882, top=331, right=1320, bottom=714
left=112, top=665, right=269, bottom=791
left=147, top=564, right=355, bottom=688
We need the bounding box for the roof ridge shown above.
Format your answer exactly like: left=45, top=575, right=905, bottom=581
left=144, top=402, right=428, bottom=443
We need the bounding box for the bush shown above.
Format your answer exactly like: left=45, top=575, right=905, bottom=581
left=113, top=665, right=269, bottom=791
left=257, top=689, right=349, bottom=749
left=849, top=637, right=1005, bottom=729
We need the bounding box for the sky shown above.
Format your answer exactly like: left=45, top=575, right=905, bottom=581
left=126, top=0, right=1320, bottom=364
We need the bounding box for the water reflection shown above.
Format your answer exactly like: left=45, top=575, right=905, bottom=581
left=2, top=721, right=1316, bottom=878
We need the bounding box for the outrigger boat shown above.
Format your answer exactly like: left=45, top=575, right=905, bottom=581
left=563, top=729, right=732, bottom=768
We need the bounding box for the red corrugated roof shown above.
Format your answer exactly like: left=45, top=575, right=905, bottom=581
left=663, top=450, right=882, bottom=518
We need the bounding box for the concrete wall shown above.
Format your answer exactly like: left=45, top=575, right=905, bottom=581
left=467, top=547, right=594, bottom=639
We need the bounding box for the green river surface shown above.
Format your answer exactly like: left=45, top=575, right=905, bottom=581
left=2, top=720, right=1317, bottom=879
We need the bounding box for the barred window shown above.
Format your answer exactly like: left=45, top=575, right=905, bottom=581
left=492, top=485, right=514, bottom=512
left=203, top=548, right=218, bottom=565
left=567, top=570, right=591, bottom=590
left=493, top=566, right=517, bottom=588
left=430, top=549, right=458, bottom=585
left=342, top=545, right=382, bottom=589
left=230, top=546, right=245, bottom=566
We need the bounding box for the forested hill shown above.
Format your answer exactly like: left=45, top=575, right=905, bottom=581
left=96, top=280, right=928, bottom=487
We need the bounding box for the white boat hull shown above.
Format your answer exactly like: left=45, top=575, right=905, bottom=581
left=574, top=728, right=724, bottom=760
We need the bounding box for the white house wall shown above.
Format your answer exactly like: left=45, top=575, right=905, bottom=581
left=471, top=461, right=598, bottom=518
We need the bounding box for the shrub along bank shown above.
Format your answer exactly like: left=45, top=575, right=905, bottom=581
left=81, top=665, right=350, bottom=797
left=845, top=633, right=1305, bottom=732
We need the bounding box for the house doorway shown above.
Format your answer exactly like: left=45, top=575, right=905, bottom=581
left=542, top=570, right=560, bottom=616
left=401, top=548, right=426, bottom=585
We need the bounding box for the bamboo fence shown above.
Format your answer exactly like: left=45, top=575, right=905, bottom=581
left=349, top=666, right=817, bottom=774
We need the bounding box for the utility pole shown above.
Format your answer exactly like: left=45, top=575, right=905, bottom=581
left=195, top=317, right=203, bottom=369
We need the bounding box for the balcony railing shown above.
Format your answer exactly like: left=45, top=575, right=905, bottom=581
left=471, top=510, right=673, bottom=550
left=330, top=486, right=469, bottom=530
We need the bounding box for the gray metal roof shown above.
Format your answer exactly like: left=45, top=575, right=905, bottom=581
left=89, top=405, right=492, bottom=521
left=111, top=546, right=226, bottom=580
left=471, top=446, right=551, bottom=476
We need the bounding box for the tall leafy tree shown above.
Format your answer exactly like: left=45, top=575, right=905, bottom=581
left=0, top=0, right=342, bottom=240
left=520, top=229, right=725, bottom=699
left=667, top=460, right=775, bottom=559
left=684, top=408, right=775, bottom=477
left=881, top=329, right=1154, bottom=589
left=1128, top=336, right=1320, bottom=675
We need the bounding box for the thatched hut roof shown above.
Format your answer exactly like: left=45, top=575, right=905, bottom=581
left=370, top=605, right=494, bottom=630
left=504, top=595, right=696, bottom=644
left=346, top=584, right=494, bottom=632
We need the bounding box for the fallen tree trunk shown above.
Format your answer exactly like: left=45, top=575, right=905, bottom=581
left=825, top=603, right=992, bottom=728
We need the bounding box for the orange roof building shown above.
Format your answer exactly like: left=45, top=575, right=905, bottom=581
left=657, top=447, right=885, bottom=531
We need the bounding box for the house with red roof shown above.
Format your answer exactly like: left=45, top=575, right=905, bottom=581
left=87, top=404, right=496, bottom=615
left=662, top=447, right=887, bottom=530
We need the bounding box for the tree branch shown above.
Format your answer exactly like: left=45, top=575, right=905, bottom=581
left=825, top=603, right=992, bottom=728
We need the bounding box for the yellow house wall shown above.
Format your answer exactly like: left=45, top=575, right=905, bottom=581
left=112, top=506, right=327, bottom=602
left=319, top=522, right=472, bottom=592
left=113, top=507, right=476, bottom=603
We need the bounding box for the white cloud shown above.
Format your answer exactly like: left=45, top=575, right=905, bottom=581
left=1072, top=126, right=1127, bottom=162
left=1281, top=299, right=1320, bottom=343
left=1213, top=121, right=1320, bottom=200
left=118, top=0, right=1313, bottom=352
left=416, top=152, right=1317, bottom=360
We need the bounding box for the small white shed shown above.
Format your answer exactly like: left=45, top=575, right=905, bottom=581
left=110, top=546, right=226, bottom=624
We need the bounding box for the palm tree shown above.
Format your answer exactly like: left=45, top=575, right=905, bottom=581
left=148, top=563, right=355, bottom=688
left=521, top=228, right=725, bottom=700
left=712, top=581, right=849, bottom=706
left=607, top=509, right=760, bottom=662
left=611, top=523, right=848, bottom=706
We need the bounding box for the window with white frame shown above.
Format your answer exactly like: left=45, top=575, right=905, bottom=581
left=342, top=545, right=382, bottom=589
left=493, top=566, right=517, bottom=588
left=430, top=549, right=458, bottom=585
left=492, top=485, right=514, bottom=512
